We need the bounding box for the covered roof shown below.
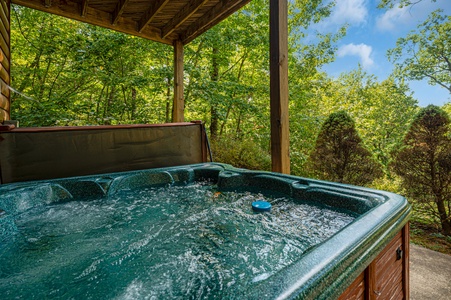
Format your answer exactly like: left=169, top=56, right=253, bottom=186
left=12, top=0, right=252, bottom=45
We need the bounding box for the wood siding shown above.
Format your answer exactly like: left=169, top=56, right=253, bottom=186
left=338, top=224, right=410, bottom=300
left=0, top=0, right=9, bottom=121
left=338, top=272, right=365, bottom=300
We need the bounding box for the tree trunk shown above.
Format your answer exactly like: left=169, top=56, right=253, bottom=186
left=435, top=198, right=451, bottom=236
left=166, top=75, right=172, bottom=123
left=219, top=51, right=247, bottom=137
left=219, top=106, right=231, bottom=136
left=103, top=85, right=115, bottom=125
left=236, top=110, right=242, bottom=137
left=210, top=47, right=220, bottom=138
left=131, top=87, right=137, bottom=120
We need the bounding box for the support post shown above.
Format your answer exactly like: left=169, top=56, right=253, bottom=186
left=172, top=39, right=184, bottom=122
left=269, top=0, right=290, bottom=174
left=0, top=0, right=11, bottom=122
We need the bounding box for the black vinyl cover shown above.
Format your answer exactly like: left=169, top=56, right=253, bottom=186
left=0, top=123, right=206, bottom=184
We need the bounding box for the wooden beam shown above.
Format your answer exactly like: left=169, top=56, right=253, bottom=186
left=172, top=40, right=184, bottom=122
left=12, top=0, right=175, bottom=45
left=112, top=0, right=130, bottom=26
left=181, top=0, right=251, bottom=44
left=80, top=0, right=88, bottom=17
left=0, top=0, right=9, bottom=121
left=161, top=0, right=209, bottom=39
left=138, top=0, right=170, bottom=33
left=269, top=0, right=290, bottom=174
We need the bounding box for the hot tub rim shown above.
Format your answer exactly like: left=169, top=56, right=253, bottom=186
left=0, top=162, right=410, bottom=300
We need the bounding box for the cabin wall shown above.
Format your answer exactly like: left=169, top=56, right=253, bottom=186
left=0, top=0, right=10, bottom=121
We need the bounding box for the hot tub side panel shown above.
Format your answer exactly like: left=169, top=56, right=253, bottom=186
left=339, top=224, right=410, bottom=300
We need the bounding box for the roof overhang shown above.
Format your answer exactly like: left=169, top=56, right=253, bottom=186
left=12, top=0, right=252, bottom=45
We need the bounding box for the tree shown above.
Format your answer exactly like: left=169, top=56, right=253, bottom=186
left=387, top=10, right=451, bottom=94
left=444, top=102, right=451, bottom=117
left=311, top=68, right=419, bottom=172
left=378, top=0, right=436, bottom=9
left=10, top=5, right=172, bottom=126
left=307, top=111, right=383, bottom=186
left=391, top=105, right=451, bottom=236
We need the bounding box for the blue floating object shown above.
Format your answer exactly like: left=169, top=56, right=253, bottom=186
left=252, top=200, right=271, bottom=212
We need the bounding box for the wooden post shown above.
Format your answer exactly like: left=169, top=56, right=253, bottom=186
left=269, top=0, right=290, bottom=174
left=172, top=39, right=184, bottom=122
left=0, top=0, right=10, bottom=122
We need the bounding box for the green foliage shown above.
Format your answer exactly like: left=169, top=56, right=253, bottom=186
left=443, top=102, right=451, bottom=118
left=10, top=5, right=173, bottom=126
left=388, top=9, right=451, bottom=94
left=306, top=68, right=418, bottom=174
left=210, top=135, right=271, bottom=171
left=370, top=175, right=405, bottom=195
left=391, top=105, right=451, bottom=235
left=378, top=0, right=437, bottom=9
left=307, top=111, right=383, bottom=186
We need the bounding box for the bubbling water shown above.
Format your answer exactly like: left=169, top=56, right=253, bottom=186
left=0, top=182, right=355, bottom=299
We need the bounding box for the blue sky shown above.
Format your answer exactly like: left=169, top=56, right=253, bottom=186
left=316, top=0, right=451, bottom=107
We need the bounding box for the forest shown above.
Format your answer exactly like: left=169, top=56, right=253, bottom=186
left=6, top=1, right=451, bottom=247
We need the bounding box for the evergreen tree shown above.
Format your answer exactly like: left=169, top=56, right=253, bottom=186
left=391, top=105, right=451, bottom=236
left=308, top=111, right=383, bottom=186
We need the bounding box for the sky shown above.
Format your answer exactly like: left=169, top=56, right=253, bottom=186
left=316, top=0, right=451, bottom=107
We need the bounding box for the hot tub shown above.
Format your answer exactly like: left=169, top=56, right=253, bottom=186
left=0, top=163, right=410, bottom=299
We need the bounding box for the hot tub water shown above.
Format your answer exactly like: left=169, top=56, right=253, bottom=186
left=0, top=181, right=355, bottom=299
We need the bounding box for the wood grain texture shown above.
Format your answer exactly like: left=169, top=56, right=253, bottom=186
left=338, top=272, right=365, bottom=300
left=0, top=107, right=9, bottom=121
left=172, top=39, right=184, bottom=122
left=11, top=0, right=251, bottom=45
left=1, top=78, right=10, bottom=98
left=0, top=0, right=9, bottom=118
left=269, top=0, right=290, bottom=174
left=339, top=224, right=409, bottom=300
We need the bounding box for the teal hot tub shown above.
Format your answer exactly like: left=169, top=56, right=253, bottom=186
left=0, top=163, right=410, bottom=299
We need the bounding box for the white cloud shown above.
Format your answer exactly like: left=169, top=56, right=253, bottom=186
left=337, top=43, right=374, bottom=68
left=329, top=0, right=368, bottom=26
left=376, top=5, right=411, bottom=31
left=376, top=0, right=451, bottom=32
